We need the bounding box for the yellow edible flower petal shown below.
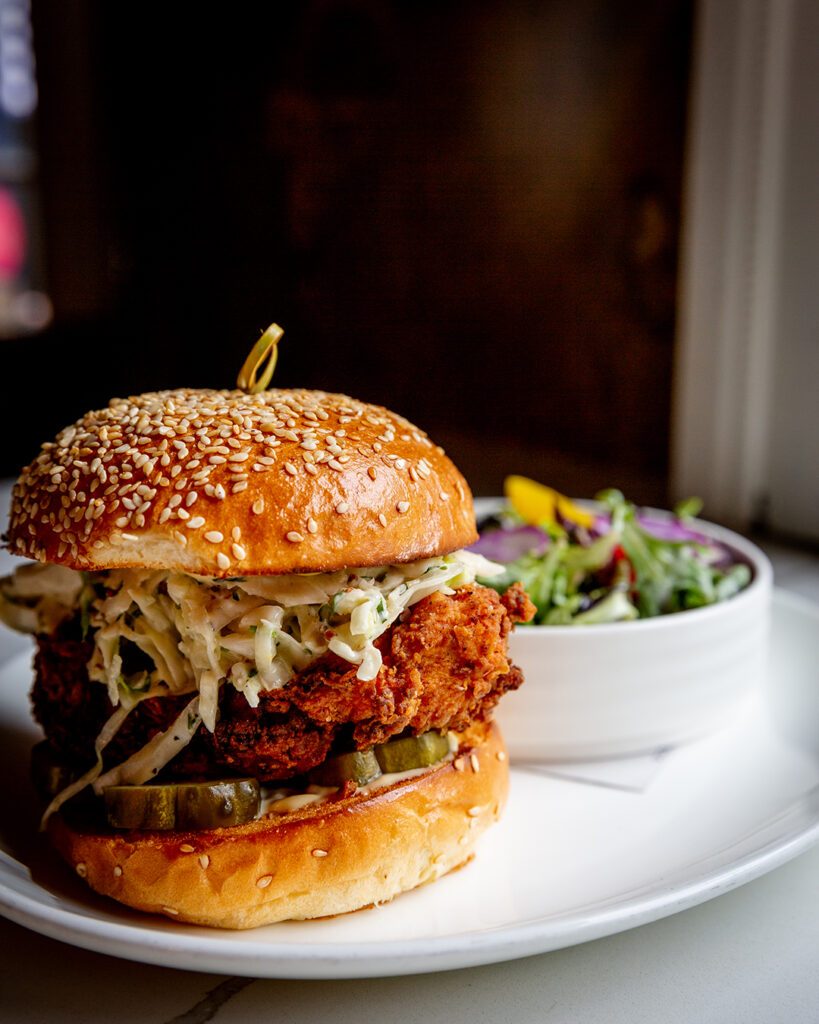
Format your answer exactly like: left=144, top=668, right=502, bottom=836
left=504, top=475, right=595, bottom=529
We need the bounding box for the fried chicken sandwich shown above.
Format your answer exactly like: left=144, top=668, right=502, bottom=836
left=0, top=387, right=533, bottom=928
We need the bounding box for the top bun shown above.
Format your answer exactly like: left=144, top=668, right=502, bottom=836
left=7, top=389, right=477, bottom=575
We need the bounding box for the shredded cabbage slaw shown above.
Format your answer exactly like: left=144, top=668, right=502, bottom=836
left=0, top=551, right=502, bottom=818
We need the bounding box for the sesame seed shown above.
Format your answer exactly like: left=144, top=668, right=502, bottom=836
left=396, top=501, right=410, bottom=514
left=75, top=862, right=87, bottom=877
left=113, top=865, right=123, bottom=877
left=453, top=757, right=465, bottom=772
left=179, top=843, right=195, bottom=853
left=231, top=526, right=241, bottom=540
left=467, top=806, right=483, bottom=817
left=286, top=531, right=304, bottom=543
left=177, top=507, right=190, bottom=520
left=252, top=498, right=265, bottom=515
left=496, top=751, right=507, bottom=762
left=162, top=906, right=180, bottom=916
left=256, top=874, right=273, bottom=889
left=335, top=501, right=349, bottom=514
left=378, top=513, right=388, bottom=527
left=11, top=389, right=460, bottom=565
left=440, top=491, right=449, bottom=501
left=311, top=848, right=328, bottom=858
left=121, top=532, right=138, bottom=541
left=187, top=516, right=205, bottom=529
left=232, top=543, right=246, bottom=560
left=470, top=753, right=480, bottom=773
left=198, top=854, right=210, bottom=870
left=205, top=530, right=224, bottom=543
left=216, top=552, right=231, bottom=570
left=284, top=462, right=298, bottom=476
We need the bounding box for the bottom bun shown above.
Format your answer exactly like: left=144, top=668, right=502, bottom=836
left=47, top=720, right=509, bottom=929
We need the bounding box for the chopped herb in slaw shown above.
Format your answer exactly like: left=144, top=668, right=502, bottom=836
left=0, top=550, right=502, bottom=817
left=471, top=476, right=752, bottom=626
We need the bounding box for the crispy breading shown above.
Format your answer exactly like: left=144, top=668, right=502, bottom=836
left=32, top=583, right=534, bottom=782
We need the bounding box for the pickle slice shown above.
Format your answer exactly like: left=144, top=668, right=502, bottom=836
left=309, top=749, right=382, bottom=787
left=374, top=731, right=450, bottom=773
left=104, top=779, right=260, bottom=831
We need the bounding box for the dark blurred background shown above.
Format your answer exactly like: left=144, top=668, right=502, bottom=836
left=0, top=0, right=692, bottom=500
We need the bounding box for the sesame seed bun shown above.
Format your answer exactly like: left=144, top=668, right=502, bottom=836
left=7, top=389, right=477, bottom=575
left=47, top=722, right=507, bottom=929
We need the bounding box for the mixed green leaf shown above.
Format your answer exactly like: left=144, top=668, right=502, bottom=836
left=473, top=481, right=752, bottom=625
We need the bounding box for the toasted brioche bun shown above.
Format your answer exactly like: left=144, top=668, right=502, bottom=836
left=47, top=722, right=507, bottom=929
left=7, top=388, right=476, bottom=575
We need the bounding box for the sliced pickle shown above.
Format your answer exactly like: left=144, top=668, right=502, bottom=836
left=104, top=779, right=260, bottom=831
left=374, top=731, right=450, bottom=773
left=309, top=749, right=382, bottom=787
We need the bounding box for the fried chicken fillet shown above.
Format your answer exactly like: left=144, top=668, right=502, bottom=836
left=32, top=583, right=534, bottom=784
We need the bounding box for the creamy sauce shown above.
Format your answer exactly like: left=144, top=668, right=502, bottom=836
left=259, top=737, right=457, bottom=817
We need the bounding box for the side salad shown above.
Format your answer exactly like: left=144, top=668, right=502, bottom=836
left=472, top=476, right=752, bottom=625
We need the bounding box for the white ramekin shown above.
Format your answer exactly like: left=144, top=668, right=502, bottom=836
left=497, top=519, right=773, bottom=761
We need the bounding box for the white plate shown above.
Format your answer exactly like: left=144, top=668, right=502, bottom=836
left=0, top=590, right=818, bottom=979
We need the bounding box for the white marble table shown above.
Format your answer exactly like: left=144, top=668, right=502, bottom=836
left=1, top=479, right=818, bottom=1023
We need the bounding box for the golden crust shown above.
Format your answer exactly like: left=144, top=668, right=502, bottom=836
left=7, top=389, right=477, bottom=575
left=47, top=722, right=508, bottom=929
